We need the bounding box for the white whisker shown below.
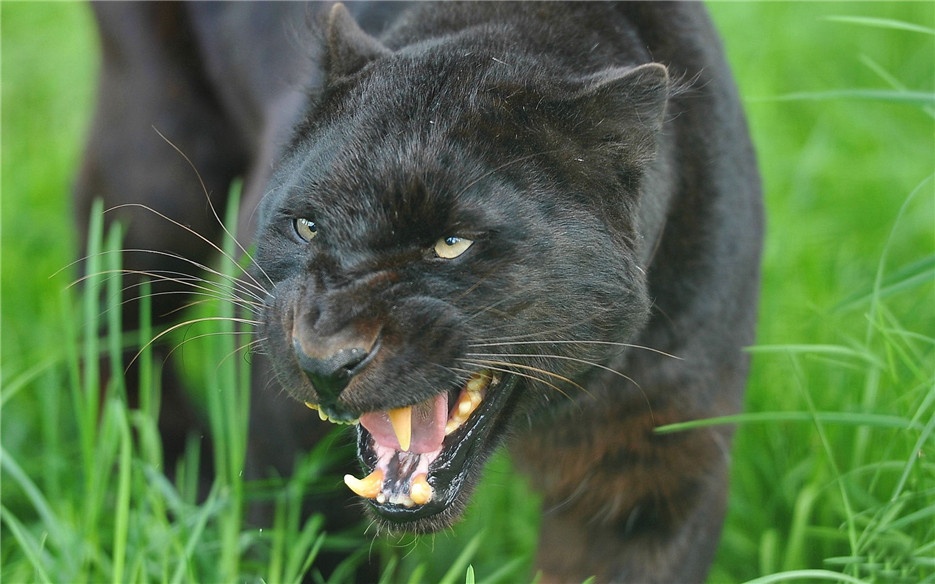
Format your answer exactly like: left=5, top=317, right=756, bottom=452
left=118, top=290, right=258, bottom=320
left=107, top=202, right=274, bottom=300
left=457, top=358, right=584, bottom=399
left=466, top=351, right=641, bottom=389
left=68, top=247, right=270, bottom=302
left=129, top=315, right=261, bottom=368
left=117, top=247, right=269, bottom=301
left=77, top=268, right=263, bottom=312
left=468, top=341, right=682, bottom=361
left=150, top=126, right=276, bottom=291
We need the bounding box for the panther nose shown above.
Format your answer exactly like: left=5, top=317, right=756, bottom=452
left=294, top=340, right=369, bottom=401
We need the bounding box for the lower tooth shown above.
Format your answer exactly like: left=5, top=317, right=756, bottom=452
left=410, top=474, right=433, bottom=505
left=344, top=469, right=384, bottom=499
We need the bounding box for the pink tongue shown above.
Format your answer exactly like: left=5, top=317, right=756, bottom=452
left=359, top=394, right=448, bottom=454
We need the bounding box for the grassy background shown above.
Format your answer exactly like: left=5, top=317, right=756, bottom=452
left=2, top=2, right=933, bottom=582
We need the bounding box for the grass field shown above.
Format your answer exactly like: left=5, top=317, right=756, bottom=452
left=2, top=3, right=933, bottom=583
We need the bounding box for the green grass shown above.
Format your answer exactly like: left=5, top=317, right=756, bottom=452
left=2, top=2, right=933, bottom=583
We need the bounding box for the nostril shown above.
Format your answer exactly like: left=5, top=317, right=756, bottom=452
left=330, top=347, right=368, bottom=375
left=294, top=340, right=369, bottom=401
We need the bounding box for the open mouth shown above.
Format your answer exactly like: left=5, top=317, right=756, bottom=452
left=305, top=369, right=517, bottom=523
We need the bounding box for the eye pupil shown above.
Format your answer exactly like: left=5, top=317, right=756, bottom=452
left=445, top=237, right=460, bottom=246
left=294, top=218, right=318, bottom=242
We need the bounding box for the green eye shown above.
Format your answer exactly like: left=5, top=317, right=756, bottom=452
left=434, top=236, right=473, bottom=259
left=294, top=218, right=318, bottom=242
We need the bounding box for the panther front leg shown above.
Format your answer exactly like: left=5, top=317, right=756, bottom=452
left=514, top=380, right=737, bottom=583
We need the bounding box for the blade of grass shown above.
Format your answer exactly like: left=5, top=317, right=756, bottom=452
left=107, top=400, right=133, bottom=584
left=760, top=90, right=934, bottom=106
left=745, top=568, right=870, bottom=584
left=169, top=483, right=225, bottom=584
left=78, top=199, right=104, bottom=504
left=655, top=411, right=923, bottom=434
left=378, top=555, right=399, bottom=584
left=105, top=224, right=126, bottom=402
left=0, top=446, right=72, bottom=569
left=833, top=255, right=935, bottom=312
left=825, top=16, right=935, bottom=36
left=438, top=532, right=483, bottom=584
left=0, top=358, right=59, bottom=407
left=0, top=504, right=55, bottom=584
left=745, top=344, right=884, bottom=367
left=784, top=485, right=819, bottom=571
left=475, top=557, right=527, bottom=584
left=286, top=516, right=327, bottom=584
left=793, top=356, right=860, bottom=561
left=891, top=391, right=935, bottom=502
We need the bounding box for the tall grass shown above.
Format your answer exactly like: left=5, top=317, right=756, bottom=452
left=703, top=6, right=935, bottom=583
left=1, top=194, right=331, bottom=582
left=666, top=176, right=934, bottom=583
left=2, top=2, right=933, bottom=583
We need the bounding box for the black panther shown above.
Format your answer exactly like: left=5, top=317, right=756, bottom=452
left=76, top=3, right=762, bottom=581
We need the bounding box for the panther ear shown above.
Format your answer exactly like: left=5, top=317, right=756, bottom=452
left=567, top=63, right=671, bottom=136
left=325, top=3, right=391, bottom=80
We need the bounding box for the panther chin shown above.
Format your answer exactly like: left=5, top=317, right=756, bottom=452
left=305, top=370, right=519, bottom=531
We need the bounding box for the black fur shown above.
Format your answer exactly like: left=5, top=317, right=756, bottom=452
left=77, top=3, right=762, bottom=582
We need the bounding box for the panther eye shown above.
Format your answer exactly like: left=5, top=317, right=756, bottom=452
left=293, top=218, right=318, bottom=242
left=434, top=236, right=473, bottom=259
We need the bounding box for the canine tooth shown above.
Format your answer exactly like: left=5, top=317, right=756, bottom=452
left=410, top=474, right=433, bottom=505
left=343, top=469, right=384, bottom=499
left=304, top=401, right=318, bottom=410
left=388, top=406, right=412, bottom=451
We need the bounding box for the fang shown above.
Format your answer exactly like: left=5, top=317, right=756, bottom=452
left=344, top=469, right=384, bottom=499
left=388, top=406, right=413, bottom=451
